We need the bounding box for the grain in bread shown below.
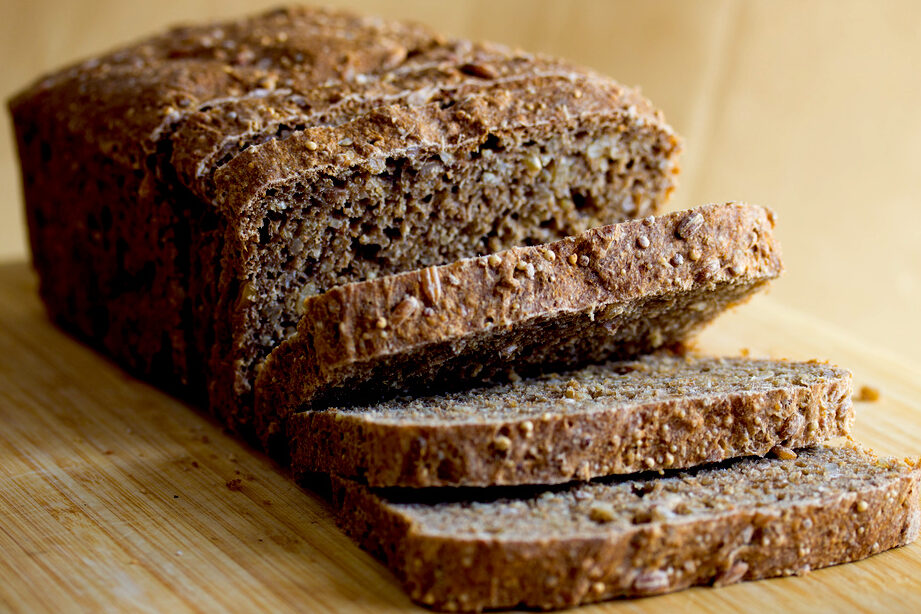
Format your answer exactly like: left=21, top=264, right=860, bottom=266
left=290, top=354, right=852, bottom=487
left=256, top=202, right=782, bottom=454
left=331, top=445, right=921, bottom=611
left=8, top=6, right=681, bottom=434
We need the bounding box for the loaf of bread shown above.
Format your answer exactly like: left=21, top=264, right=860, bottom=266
left=8, top=6, right=681, bottom=434
left=290, top=354, right=852, bottom=487
left=257, top=202, right=781, bottom=454
left=332, top=445, right=921, bottom=611
left=18, top=9, right=909, bottom=612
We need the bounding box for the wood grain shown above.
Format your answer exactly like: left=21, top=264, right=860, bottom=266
left=1, top=262, right=920, bottom=613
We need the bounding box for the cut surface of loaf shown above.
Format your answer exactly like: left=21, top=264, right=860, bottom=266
left=9, top=6, right=681, bottom=436
left=290, top=355, right=852, bottom=487
left=257, top=202, right=782, bottom=453
left=332, top=445, right=921, bottom=612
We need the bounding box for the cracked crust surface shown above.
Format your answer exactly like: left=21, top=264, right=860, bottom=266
left=290, top=355, right=853, bottom=487
left=10, top=6, right=673, bottom=205
left=332, top=445, right=921, bottom=611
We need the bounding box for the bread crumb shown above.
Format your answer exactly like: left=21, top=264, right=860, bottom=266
left=226, top=478, right=244, bottom=491
left=856, top=500, right=869, bottom=512
left=855, top=385, right=880, bottom=402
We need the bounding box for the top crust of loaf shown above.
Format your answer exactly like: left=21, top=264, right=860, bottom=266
left=9, top=6, right=676, bottom=211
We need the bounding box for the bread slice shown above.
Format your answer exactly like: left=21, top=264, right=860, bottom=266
left=256, top=202, right=783, bottom=453
left=289, top=355, right=852, bottom=487
left=331, top=445, right=921, bottom=611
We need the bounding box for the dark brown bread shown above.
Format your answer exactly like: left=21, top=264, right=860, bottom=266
left=332, top=445, right=921, bottom=612
left=9, top=6, right=681, bottom=434
left=289, top=355, right=852, bottom=487
left=256, top=202, right=782, bottom=453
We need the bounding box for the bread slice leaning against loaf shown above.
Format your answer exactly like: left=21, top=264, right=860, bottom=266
left=289, top=354, right=853, bottom=487
left=256, top=202, right=783, bottom=455
left=332, top=445, right=921, bottom=612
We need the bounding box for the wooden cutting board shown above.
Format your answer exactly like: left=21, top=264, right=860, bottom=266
left=1, top=261, right=920, bottom=613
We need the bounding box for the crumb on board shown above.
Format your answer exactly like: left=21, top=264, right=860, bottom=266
left=855, top=385, right=881, bottom=403
left=226, top=478, right=244, bottom=491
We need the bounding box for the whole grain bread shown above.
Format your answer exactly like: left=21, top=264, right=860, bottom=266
left=290, top=354, right=852, bottom=487
left=256, top=202, right=782, bottom=454
left=9, top=6, right=681, bottom=435
left=332, top=445, right=921, bottom=611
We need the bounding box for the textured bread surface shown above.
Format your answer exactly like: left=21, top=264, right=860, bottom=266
left=332, top=445, right=921, bottom=611
left=290, top=355, right=852, bottom=487
left=258, top=202, right=781, bottom=452
left=9, top=6, right=680, bottom=433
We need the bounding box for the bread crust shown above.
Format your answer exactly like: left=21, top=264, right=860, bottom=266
left=258, top=202, right=783, bottom=453
left=331, top=446, right=921, bottom=611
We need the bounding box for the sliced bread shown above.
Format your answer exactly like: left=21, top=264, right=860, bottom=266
left=256, top=202, right=783, bottom=453
left=331, top=445, right=921, bottom=611
left=10, top=6, right=682, bottom=435
left=289, top=355, right=853, bottom=487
